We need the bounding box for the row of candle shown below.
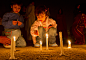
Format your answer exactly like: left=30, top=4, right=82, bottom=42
left=40, top=33, right=71, bottom=50
left=10, top=32, right=71, bottom=59
left=40, top=33, right=48, bottom=50
left=40, top=40, right=71, bottom=49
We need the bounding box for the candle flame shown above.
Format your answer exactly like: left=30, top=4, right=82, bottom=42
left=40, top=41, right=42, bottom=44
left=68, top=40, right=71, bottom=44
left=46, top=33, right=48, bottom=37
left=68, top=40, right=71, bottom=48
left=68, top=47, right=71, bottom=48
left=13, top=36, right=16, bottom=41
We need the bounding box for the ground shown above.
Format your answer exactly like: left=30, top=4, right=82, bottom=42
left=0, top=43, right=86, bottom=60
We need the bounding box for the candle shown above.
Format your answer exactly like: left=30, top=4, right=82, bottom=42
left=9, top=37, right=16, bottom=59
left=13, top=36, right=16, bottom=51
left=46, top=17, right=48, bottom=32
left=46, top=16, right=48, bottom=50
left=68, top=40, right=71, bottom=48
left=59, top=32, right=65, bottom=56
left=46, top=33, right=48, bottom=50
left=40, top=41, right=42, bottom=50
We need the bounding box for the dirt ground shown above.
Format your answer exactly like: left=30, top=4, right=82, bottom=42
left=0, top=43, right=86, bottom=60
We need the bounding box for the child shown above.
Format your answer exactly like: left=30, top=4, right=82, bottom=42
left=2, top=1, right=26, bottom=48
left=72, top=13, right=86, bottom=44
left=30, top=5, right=58, bottom=47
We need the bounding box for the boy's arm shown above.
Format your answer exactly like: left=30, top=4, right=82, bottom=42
left=18, top=15, right=24, bottom=28
left=2, top=13, right=17, bottom=28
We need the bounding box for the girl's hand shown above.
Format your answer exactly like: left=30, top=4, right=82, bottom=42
left=32, top=37, right=36, bottom=44
left=34, top=30, right=39, bottom=36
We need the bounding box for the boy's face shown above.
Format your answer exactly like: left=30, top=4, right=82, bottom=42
left=11, top=4, right=21, bottom=13
left=37, top=12, right=47, bottom=22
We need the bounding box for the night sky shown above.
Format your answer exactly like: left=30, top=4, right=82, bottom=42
left=0, top=0, right=86, bottom=30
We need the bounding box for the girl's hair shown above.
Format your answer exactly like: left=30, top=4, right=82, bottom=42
left=58, top=8, right=63, bottom=15
left=10, top=0, right=23, bottom=6
left=35, top=5, right=50, bottom=16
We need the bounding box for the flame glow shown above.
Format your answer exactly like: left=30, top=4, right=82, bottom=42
left=13, top=36, right=16, bottom=41
left=40, top=41, right=42, bottom=44
left=68, top=40, right=71, bottom=44
left=68, top=40, right=71, bottom=48
left=46, top=33, right=48, bottom=38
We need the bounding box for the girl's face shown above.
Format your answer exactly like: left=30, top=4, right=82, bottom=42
left=37, top=12, right=47, bottom=22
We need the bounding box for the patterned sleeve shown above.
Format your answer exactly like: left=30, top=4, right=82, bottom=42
left=30, top=21, right=39, bottom=37
left=50, top=19, right=57, bottom=28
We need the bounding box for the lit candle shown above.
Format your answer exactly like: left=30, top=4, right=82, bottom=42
left=13, top=36, right=16, bottom=51
left=40, top=41, right=42, bottom=50
left=46, top=17, right=48, bottom=32
left=59, top=32, right=65, bottom=56
left=46, top=33, right=48, bottom=50
left=68, top=40, right=71, bottom=48
left=9, top=37, right=16, bottom=59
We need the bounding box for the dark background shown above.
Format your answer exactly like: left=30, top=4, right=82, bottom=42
left=0, top=0, right=86, bottom=30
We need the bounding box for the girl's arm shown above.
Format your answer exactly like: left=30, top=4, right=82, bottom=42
left=30, top=21, right=39, bottom=37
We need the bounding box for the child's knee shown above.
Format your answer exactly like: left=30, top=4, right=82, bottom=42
left=38, top=26, right=43, bottom=30
left=38, top=26, right=45, bottom=35
left=21, top=42, right=26, bottom=47
left=16, top=36, right=26, bottom=47
left=48, top=27, right=57, bottom=36
left=16, top=41, right=26, bottom=47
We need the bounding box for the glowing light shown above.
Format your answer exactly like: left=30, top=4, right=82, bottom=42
left=40, top=41, right=42, bottom=50
left=40, top=41, right=42, bottom=44
left=46, top=33, right=48, bottom=38
left=13, top=36, right=16, bottom=41
left=68, top=40, right=71, bottom=48
left=13, top=36, right=16, bottom=51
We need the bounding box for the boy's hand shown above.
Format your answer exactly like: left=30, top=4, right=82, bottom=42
left=0, top=36, right=11, bottom=45
left=12, top=21, right=17, bottom=25
left=34, top=30, right=39, bottom=36
left=18, top=21, right=22, bottom=26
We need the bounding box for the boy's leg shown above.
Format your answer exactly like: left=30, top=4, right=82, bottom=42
left=48, top=27, right=58, bottom=46
left=16, top=36, right=26, bottom=47
left=15, top=30, right=26, bottom=47
left=34, top=26, right=45, bottom=47
left=4, top=29, right=21, bottom=48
